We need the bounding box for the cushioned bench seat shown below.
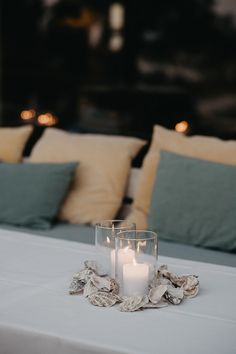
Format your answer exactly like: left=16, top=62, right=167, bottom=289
left=1, top=223, right=236, bottom=268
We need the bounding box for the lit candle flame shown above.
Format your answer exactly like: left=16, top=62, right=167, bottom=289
left=137, top=240, right=147, bottom=253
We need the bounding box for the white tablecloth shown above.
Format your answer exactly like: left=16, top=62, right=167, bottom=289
left=0, top=229, right=236, bottom=354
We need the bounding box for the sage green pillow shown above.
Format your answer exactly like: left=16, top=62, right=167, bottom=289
left=148, top=150, right=236, bottom=253
left=0, top=162, right=77, bottom=229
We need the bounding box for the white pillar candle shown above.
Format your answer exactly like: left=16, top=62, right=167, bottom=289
left=110, top=248, right=135, bottom=279
left=117, top=248, right=135, bottom=278
left=123, top=262, right=149, bottom=296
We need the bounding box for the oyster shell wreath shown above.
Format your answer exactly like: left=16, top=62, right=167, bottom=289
left=69, top=261, right=199, bottom=312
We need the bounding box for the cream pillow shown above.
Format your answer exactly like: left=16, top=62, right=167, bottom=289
left=29, top=128, right=145, bottom=224
left=0, top=125, right=33, bottom=162
left=126, top=124, right=236, bottom=228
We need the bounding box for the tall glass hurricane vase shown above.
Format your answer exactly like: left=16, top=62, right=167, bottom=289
left=95, top=220, right=135, bottom=277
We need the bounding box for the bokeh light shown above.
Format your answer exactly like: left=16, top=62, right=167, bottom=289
left=20, top=109, right=36, bottom=120
left=175, top=120, right=189, bottom=133
left=37, top=113, right=58, bottom=126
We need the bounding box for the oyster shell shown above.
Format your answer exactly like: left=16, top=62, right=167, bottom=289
left=84, top=260, right=107, bottom=276
left=150, top=274, right=172, bottom=288
left=182, top=275, right=199, bottom=298
left=158, top=265, right=184, bottom=287
left=69, top=268, right=94, bottom=295
left=90, top=274, right=112, bottom=292
left=73, top=269, right=94, bottom=282
left=83, top=279, right=99, bottom=297
left=110, top=278, right=119, bottom=295
left=119, top=295, right=149, bottom=312
left=69, top=278, right=85, bottom=295
left=149, top=285, right=167, bottom=304
left=88, top=292, right=121, bottom=307
left=158, top=265, right=198, bottom=289
left=165, top=285, right=184, bottom=305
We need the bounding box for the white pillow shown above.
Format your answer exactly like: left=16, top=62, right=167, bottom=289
left=29, top=128, right=145, bottom=224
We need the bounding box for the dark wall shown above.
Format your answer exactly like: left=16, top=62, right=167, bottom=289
left=1, top=0, right=236, bottom=140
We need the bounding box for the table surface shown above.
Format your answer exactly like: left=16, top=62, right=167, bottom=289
left=0, top=228, right=236, bottom=354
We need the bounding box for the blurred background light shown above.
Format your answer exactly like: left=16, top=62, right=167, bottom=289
left=108, top=33, right=124, bottom=51
left=88, top=22, right=103, bottom=48
left=175, top=120, right=189, bottom=133
left=1, top=0, right=236, bottom=141
left=37, top=113, right=58, bottom=126
left=20, top=109, right=36, bottom=120
left=109, top=3, right=125, bottom=30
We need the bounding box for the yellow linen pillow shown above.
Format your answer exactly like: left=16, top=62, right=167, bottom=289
left=0, top=125, right=33, bottom=162
left=126, top=124, right=236, bottom=228
left=29, top=128, right=145, bottom=224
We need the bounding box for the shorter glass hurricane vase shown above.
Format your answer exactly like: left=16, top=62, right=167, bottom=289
left=115, top=230, right=158, bottom=297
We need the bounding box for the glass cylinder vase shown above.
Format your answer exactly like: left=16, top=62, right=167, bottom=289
left=115, top=230, right=158, bottom=297
left=95, top=220, right=135, bottom=277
